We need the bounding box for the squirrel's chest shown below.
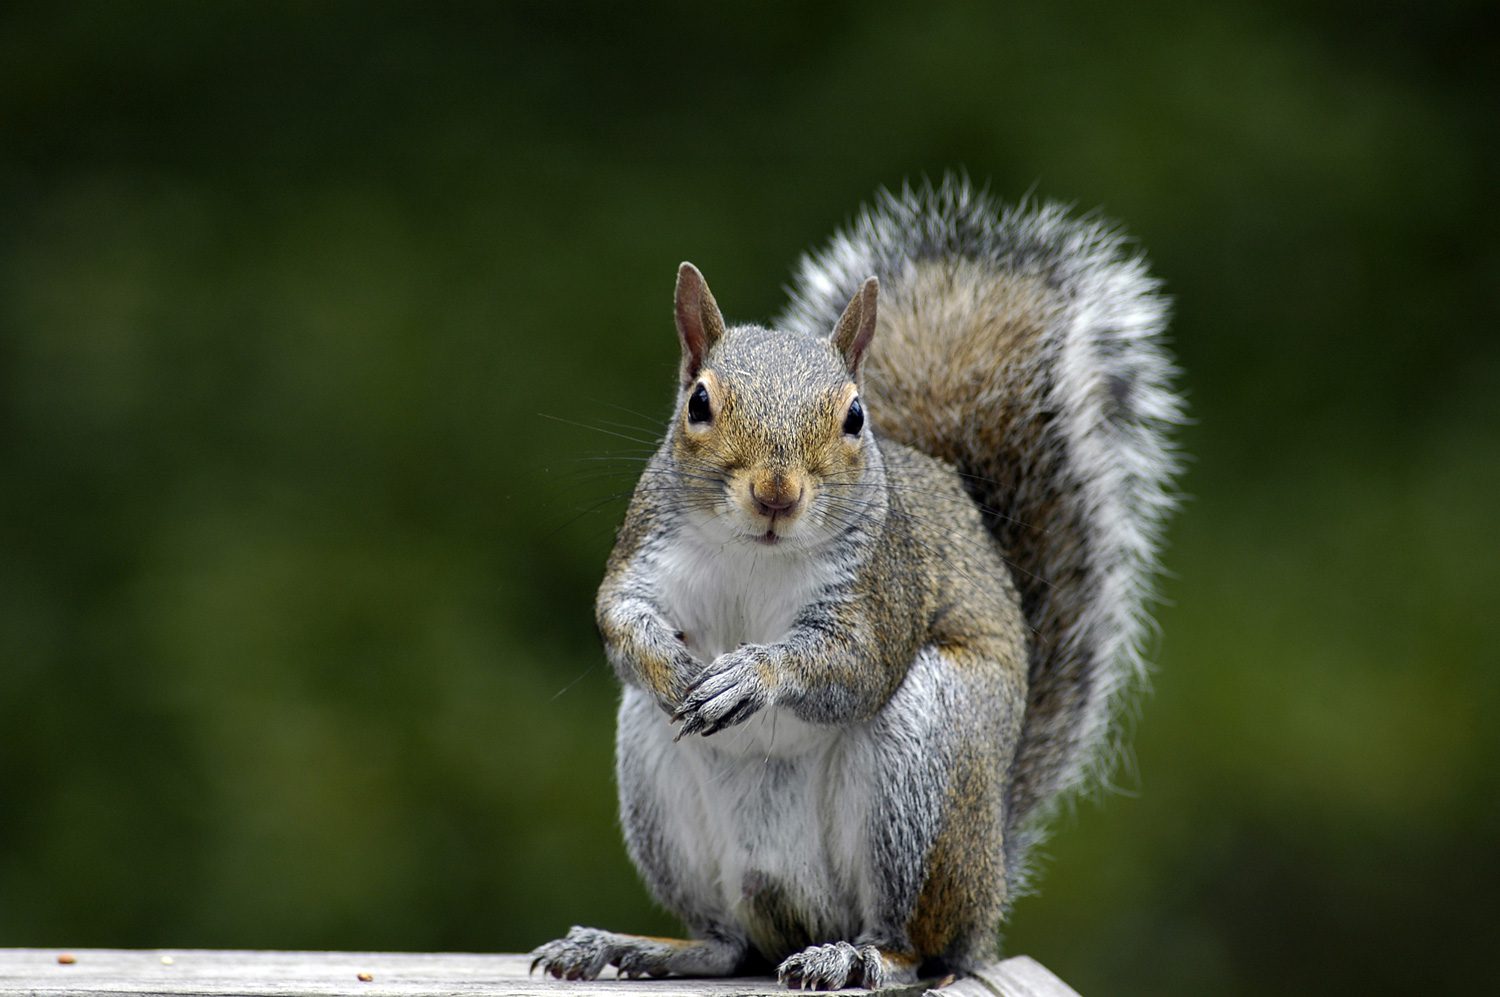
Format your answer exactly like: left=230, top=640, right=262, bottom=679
left=653, top=537, right=839, bottom=661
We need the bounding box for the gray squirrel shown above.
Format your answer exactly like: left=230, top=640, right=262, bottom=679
left=531, top=176, right=1182, bottom=989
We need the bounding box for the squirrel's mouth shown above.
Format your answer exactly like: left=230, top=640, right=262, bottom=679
left=756, top=528, right=781, bottom=546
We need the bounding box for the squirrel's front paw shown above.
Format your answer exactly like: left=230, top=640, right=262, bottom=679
left=672, top=645, right=775, bottom=739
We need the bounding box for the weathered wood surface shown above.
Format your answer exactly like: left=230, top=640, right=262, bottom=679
left=0, top=949, right=1079, bottom=997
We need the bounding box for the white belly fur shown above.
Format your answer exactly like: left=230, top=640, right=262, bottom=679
left=631, top=532, right=874, bottom=947
left=653, top=533, right=844, bottom=758
left=620, top=686, right=875, bottom=953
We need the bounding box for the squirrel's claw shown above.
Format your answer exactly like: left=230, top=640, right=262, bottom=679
left=671, top=649, right=773, bottom=740
left=528, top=926, right=618, bottom=981
left=777, top=941, right=898, bottom=990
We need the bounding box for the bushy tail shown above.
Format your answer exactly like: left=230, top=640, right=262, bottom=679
left=779, top=176, right=1182, bottom=877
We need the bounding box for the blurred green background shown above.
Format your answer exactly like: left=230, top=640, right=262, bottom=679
left=2, top=2, right=1496, bottom=994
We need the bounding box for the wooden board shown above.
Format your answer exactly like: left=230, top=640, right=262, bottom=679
left=0, top=949, right=1079, bottom=997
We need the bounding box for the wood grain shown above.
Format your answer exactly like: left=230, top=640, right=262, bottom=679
left=0, top=949, right=1079, bottom=996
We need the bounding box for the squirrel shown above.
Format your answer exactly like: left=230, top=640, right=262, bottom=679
left=530, top=175, right=1182, bottom=989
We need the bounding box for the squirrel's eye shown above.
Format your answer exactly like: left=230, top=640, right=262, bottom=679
left=687, top=383, right=713, bottom=425
left=843, top=397, right=864, bottom=436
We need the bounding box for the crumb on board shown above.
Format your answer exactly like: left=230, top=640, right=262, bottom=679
left=56, top=954, right=76, bottom=965
left=357, top=972, right=374, bottom=982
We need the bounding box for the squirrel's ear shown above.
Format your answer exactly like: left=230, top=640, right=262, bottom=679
left=674, top=262, right=726, bottom=387
left=832, top=276, right=879, bottom=375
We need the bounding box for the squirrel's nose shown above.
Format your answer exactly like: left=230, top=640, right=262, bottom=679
left=751, top=479, right=802, bottom=516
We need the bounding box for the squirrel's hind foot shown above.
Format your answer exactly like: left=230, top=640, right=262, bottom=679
left=529, top=926, right=741, bottom=980
left=776, top=941, right=917, bottom=990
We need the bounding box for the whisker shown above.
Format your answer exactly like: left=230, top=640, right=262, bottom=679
left=549, top=663, right=599, bottom=702
left=538, top=412, right=663, bottom=447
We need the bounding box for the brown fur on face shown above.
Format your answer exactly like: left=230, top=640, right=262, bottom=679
left=671, top=325, right=868, bottom=546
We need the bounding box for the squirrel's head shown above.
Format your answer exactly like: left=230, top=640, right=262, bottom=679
left=667, top=262, right=880, bottom=551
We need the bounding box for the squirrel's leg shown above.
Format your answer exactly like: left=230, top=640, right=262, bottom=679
left=776, top=643, right=1019, bottom=990
left=902, top=640, right=1020, bottom=977
left=596, top=578, right=701, bottom=712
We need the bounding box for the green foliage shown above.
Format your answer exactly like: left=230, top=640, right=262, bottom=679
left=1, top=2, right=1495, bottom=993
